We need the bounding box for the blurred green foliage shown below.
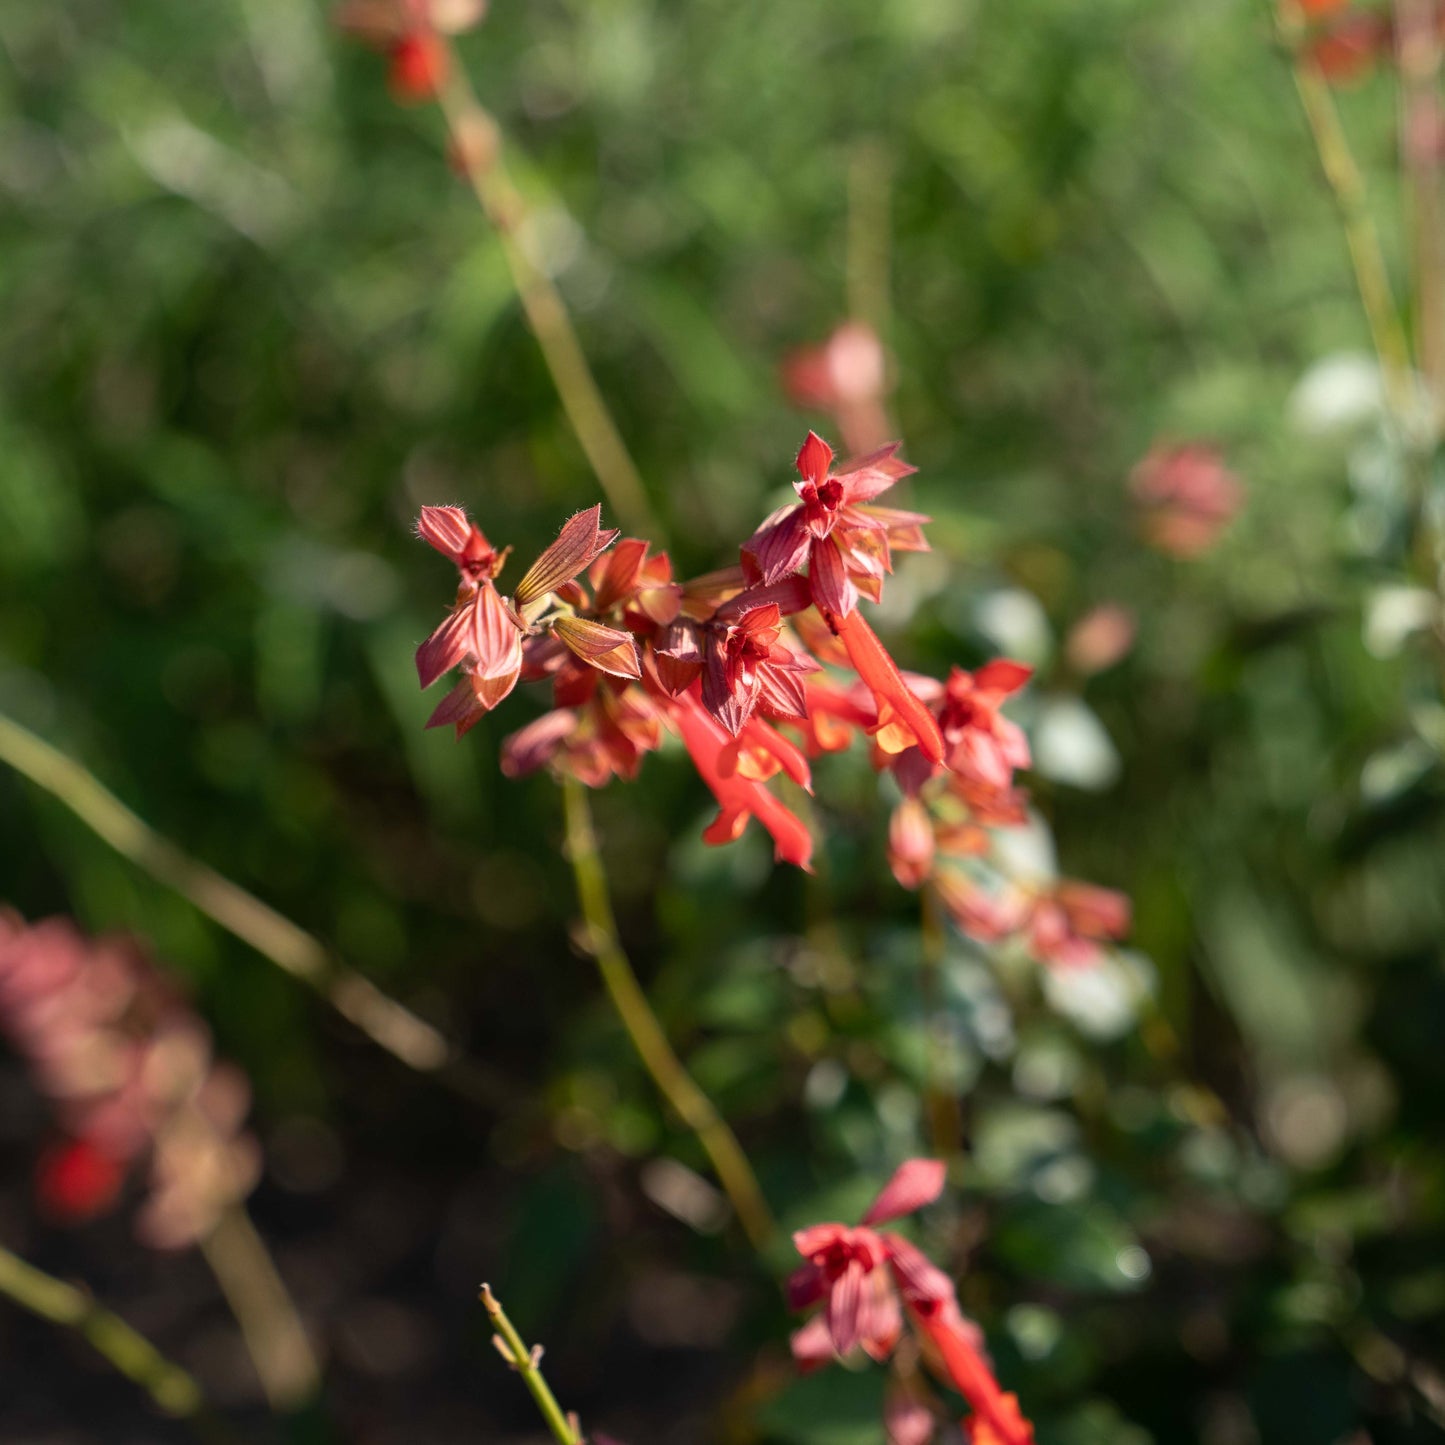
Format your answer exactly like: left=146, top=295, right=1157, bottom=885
left=2, top=0, right=1444, bottom=1441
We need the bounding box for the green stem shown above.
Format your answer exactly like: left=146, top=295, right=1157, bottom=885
left=919, top=883, right=961, bottom=1157
left=0, top=1241, right=213, bottom=1427
left=0, top=711, right=515, bottom=1107
left=1275, top=0, right=1414, bottom=420
left=479, top=1284, right=581, bottom=1445
left=434, top=63, right=660, bottom=542
left=561, top=776, right=778, bottom=1252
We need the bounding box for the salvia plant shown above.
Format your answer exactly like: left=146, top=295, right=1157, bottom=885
left=7, top=0, right=1445, bottom=1441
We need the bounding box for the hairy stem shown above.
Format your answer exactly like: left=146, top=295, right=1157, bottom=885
left=0, top=1240, right=213, bottom=1426
left=200, top=1204, right=320, bottom=1413
left=433, top=61, right=660, bottom=541
left=0, top=711, right=511, bottom=1107
left=479, top=1283, right=581, bottom=1445
left=561, top=775, right=777, bottom=1252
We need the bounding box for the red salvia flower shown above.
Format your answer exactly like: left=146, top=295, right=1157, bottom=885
left=888, top=798, right=936, bottom=890
left=788, top=1159, right=952, bottom=1358
left=937, top=662, right=1033, bottom=791
left=789, top=1160, right=1034, bottom=1445
left=1024, top=880, right=1131, bottom=969
left=673, top=689, right=814, bottom=868
left=742, top=432, right=922, bottom=617
left=829, top=607, right=945, bottom=763
left=1131, top=442, right=1244, bottom=558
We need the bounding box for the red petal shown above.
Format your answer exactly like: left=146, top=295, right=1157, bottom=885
left=836, top=442, right=916, bottom=501
left=973, top=659, right=1033, bottom=697
left=742, top=507, right=812, bottom=587
left=416, top=505, right=473, bottom=561
left=701, top=632, right=757, bottom=736
left=790, top=1315, right=837, bottom=1374
left=500, top=709, right=578, bottom=777
left=826, top=1258, right=866, bottom=1356
left=514, top=506, right=621, bottom=606
left=473, top=583, right=524, bottom=677
left=552, top=616, right=642, bottom=679
left=809, top=537, right=858, bottom=616
left=388, top=31, right=449, bottom=103
left=35, top=1138, right=127, bottom=1224
left=425, top=677, right=485, bottom=734
left=796, top=430, right=835, bottom=484
left=862, top=1158, right=947, bottom=1225
left=593, top=537, right=649, bottom=612
left=832, top=609, right=945, bottom=763
left=883, top=1234, right=956, bottom=1307
left=674, top=691, right=814, bottom=868
left=415, top=601, right=476, bottom=689
left=912, top=1310, right=1035, bottom=1445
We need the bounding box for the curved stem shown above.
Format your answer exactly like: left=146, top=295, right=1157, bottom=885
left=479, top=1284, right=581, bottom=1445
left=433, top=61, right=660, bottom=541
left=200, top=1204, right=320, bottom=1413
left=0, top=711, right=512, bottom=1108
left=561, top=775, right=777, bottom=1252
left=0, top=1240, right=216, bottom=1428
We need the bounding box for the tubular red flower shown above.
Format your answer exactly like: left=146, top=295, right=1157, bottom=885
left=888, top=798, right=936, bottom=890
left=673, top=690, right=813, bottom=869
left=911, top=1307, right=1034, bottom=1445
left=830, top=608, right=945, bottom=763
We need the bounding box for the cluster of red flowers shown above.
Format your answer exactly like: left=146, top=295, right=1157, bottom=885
left=789, top=1159, right=1033, bottom=1445
left=413, top=432, right=1132, bottom=968
left=0, top=911, right=259, bottom=1248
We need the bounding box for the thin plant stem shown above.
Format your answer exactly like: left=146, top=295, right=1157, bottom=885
left=0, top=1239, right=214, bottom=1427
left=1275, top=0, right=1415, bottom=420
left=479, top=1283, right=581, bottom=1445
left=846, top=139, right=893, bottom=337
left=433, top=60, right=660, bottom=542
left=199, top=1203, right=320, bottom=1413
left=560, top=775, right=778, bottom=1252
left=919, top=884, right=962, bottom=1157
left=0, top=711, right=513, bottom=1107
left=1396, top=0, right=1445, bottom=412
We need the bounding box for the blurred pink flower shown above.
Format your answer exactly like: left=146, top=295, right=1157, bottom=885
left=781, top=321, right=892, bottom=455
left=0, top=910, right=260, bottom=1248
left=1064, top=603, right=1136, bottom=676
left=1130, top=443, right=1243, bottom=558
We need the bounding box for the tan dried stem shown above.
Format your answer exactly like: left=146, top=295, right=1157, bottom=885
left=200, top=1204, right=320, bottom=1413
left=433, top=59, right=660, bottom=541
left=561, top=775, right=778, bottom=1252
